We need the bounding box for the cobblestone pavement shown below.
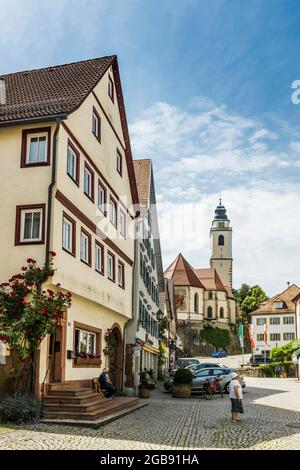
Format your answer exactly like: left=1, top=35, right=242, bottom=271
left=0, top=378, right=300, bottom=450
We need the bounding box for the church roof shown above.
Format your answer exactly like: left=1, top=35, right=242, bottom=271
left=251, top=284, right=300, bottom=316
left=164, top=254, right=204, bottom=288
left=214, top=198, right=229, bottom=221
left=194, top=268, right=227, bottom=293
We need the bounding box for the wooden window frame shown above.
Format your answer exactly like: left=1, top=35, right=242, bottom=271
left=118, top=260, right=125, bottom=289
left=62, top=212, right=76, bottom=257
left=116, top=148, right=122, bottom=176
left=80, top=228, right=92, bottom=266
left=73, top=321, right=102, bottom=368
left=107, top=251, right=116, bottom=282
left=108, top=74, right=114, bottom=103
left=84, top=162, right=95, bottom=202
left=21, top=127, right=51, bottom=167
left=15, top=204, right=46, bottom=245
left=97, top=180, right=107, bottom=216
left=92, top=107, right=101, bottom=142
left=109, top=196, right=118, bottom=228
left=67, top=140, right=80, bottom=186
left=120, top=209, right=126, bottom=238
left=95, top=240, right=104, bottom=275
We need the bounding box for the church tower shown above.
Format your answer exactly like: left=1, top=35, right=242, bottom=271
left=210, top=199, right=233, bottom=288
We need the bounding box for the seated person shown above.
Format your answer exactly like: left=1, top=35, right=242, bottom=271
left=99, top=368, right=116, bottom=397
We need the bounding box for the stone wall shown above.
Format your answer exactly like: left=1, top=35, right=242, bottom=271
left=237, top=362, right=298, bottom=378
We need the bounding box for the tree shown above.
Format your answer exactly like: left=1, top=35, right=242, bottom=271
left=199, top=326, right=230, bottom=351
left=241, top=285, right=268, bottom=322
left=270, top=340, right=300, bottom=363
left=233, top=284, right=252, bottom=306
left=0, top=254, right=71, bottom=394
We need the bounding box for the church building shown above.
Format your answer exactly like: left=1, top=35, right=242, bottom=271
left=164, top=200, right=236, bottom=355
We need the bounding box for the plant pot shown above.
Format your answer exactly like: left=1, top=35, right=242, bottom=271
left=139, top=386, right=150, bottom=398
left=172, top=383, right=191, bottom=398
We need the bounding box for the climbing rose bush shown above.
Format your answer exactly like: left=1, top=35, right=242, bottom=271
left=0, top=253, right=72, bottom=359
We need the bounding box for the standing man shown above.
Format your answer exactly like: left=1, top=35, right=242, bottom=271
left=229, top=372, right=244, bottom=422
left=99, top=368, right=117, bottom=397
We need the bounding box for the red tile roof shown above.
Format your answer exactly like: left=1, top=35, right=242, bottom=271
left=0, top=56, right=115, bottom=123
left=194, top=268, right=227, bottom=293
left=251, top=284, right=300, bottom=315
left=164, top=254, right=204, bottom=288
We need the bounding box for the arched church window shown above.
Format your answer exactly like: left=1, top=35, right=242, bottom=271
left=218, top=235, right=224, bottom=246
left=220, top=307, right=224, bottom=319
left=194, top=293, right=199, bottom=313
left=207, top=306, right=213, bottom=318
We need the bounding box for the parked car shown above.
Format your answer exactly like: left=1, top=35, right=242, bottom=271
left=175, top=358, right=201, bottom=368
left=211, top=350, right=228, bottom=358
left=185, top=363, right=227, bottom=373
left=164, top=367, right=245, bottom=394
left=249, top=354, right=272, bottom=366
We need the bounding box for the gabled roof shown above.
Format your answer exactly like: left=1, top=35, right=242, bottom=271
left=194, top=268, right=227, bottom=293
left=0, top=55, right=139, bottom=207
left=225, top=286, right=236, bottom=300
left=164, top=254, right=204, bottom=288
left=0, top=56, right=115, bottom=123
left=133, top=159, right=152, bottom=208
left=251, top=284, right=300, bottom=316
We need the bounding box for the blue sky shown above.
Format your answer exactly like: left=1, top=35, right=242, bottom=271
left=1, top=0, right=300, bottom=294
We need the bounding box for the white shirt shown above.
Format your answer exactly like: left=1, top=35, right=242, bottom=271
left=229, top=379, right=243, bottom=399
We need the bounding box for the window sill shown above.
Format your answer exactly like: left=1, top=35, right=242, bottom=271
left=95, top=268, right=104, bottom=276
left=15, top=240, right=44, bottom=246
left=62, top=247, right=76, bottom=258
left=81, top=258, right=92, bottom=268
left=67, top=173, right=79, bottom=186
left=22, top=161, right=50, bottom=168
left=84, top=192, right=94, bottom=203
left=92, top=132, right=101, bottom=144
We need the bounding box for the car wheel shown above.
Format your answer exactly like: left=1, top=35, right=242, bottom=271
left=224, top=383, right=229, bottom=394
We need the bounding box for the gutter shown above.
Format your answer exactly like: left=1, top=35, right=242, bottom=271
left=45, top=117, right=63, bottom=265
left=0, top=113, right=68, bottom=128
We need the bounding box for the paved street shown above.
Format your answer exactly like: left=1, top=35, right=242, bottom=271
left=0, top=378, right=300, bottom=450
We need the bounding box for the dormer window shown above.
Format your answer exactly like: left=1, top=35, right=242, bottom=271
left=274, top=301, right=284, bottom=309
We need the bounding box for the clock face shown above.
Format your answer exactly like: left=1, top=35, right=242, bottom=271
left=218, top=222, right=225, bottom=228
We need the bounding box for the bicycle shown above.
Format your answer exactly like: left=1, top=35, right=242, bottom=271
left=202, top=377, right=224, bottom=400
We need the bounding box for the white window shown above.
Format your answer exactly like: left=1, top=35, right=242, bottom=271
left=27, top=133, right=48, bottom=163
left=118, top=261, right=125, bottom=288
left=274, top=301, right=284, bottom=309
left=270, top=317, right=280, bottom=325
left=120, top=210, right=126, bottom=238
left=256, top=318, right=267, bottom=326
left=75, top=329, right=96, bottom=355
left=257, top=334, right=264, bottom=341
left=283, top=316, right=294, bottom=324
left=80, top=230, right=90, bottom=264
left=92, top=110, right=100, bottom=140
left=107, top=252, right=115, bottom=281
left=109, top=198, right=117, bottom=227
left=84, top=165, right=93, bottom=199
left=95, top=242, right=104, bottom=273
left=98, top=182, right=106, bottom=213
left=20, top=208, right=43, bottom=242
left=62, top=216, right=74, bottom=254
left=116, top=149, right=122, bottom=175
left=283, top=332, right=295, bottom=341
left=67, top=144, right=78, bottom=182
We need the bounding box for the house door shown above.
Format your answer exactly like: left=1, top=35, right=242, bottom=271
left=48, top=317, right=66, bottom=383
left=109, top=325, right=123, bottom=389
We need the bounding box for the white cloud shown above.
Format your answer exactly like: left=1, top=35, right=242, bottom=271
left=130, top=99, right=300, bottom=295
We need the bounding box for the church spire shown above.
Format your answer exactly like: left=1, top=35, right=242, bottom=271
left=214, top=198, right=228, bottom=221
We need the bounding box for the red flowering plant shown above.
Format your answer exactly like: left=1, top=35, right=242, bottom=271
left=0, top=253, right=71, bottom=392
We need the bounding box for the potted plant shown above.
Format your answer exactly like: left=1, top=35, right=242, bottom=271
left=172, top=368, right=194, bottom=398
left=138, top=370, right=152, bottom=398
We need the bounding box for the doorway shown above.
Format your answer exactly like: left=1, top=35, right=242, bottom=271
left=109, top=325, right=123, bottom=388
left=48, top=316, right=66, bottom=383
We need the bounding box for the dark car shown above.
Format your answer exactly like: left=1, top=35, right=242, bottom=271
left=249, top=354, right=272, bottom=365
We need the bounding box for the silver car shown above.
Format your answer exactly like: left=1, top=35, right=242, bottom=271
left=192, top=367, right=246, bottom=394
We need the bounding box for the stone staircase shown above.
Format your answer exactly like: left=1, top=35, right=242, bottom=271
left=42, top=384, right=143, bottom=422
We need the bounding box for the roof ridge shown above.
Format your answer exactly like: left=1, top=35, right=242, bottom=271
left=0, top=55, right=116, bottom=79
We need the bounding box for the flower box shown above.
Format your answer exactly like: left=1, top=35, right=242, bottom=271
left=75, top=357, right=101, bottom=366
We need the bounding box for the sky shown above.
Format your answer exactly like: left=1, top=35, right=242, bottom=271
left=1, top=0, right=300, bottom=295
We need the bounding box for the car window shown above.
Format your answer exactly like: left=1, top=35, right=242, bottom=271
left=212, top=369, right=225, bottom=376
left=195, top=369, right=211, bottom=377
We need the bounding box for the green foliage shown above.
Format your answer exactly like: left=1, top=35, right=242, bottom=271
left=270, top=340, right=300, bottom=363
left=233, top=284, right=252, bottom=305
left=240, top=285, right=268, bottom=322
left=260, top=361, right=297, bottom=378
left=138, top=370, right=154, bottom=389
left=0, top=393, right=40, bottom=424
left=199, top=325, right=230, bottom=350
left=0, top=254, right=71, bottom=359
left=159, top=316, right=168, bottom=340
left=173, top=368, right=194, bottom=384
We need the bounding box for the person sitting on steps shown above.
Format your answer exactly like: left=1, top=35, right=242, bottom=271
left=99, top=367, right=117, bottom=398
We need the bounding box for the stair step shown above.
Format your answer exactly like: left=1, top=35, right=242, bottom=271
left=45, top=392, right=104, bottom=405
left=46, top=388, right=93, bottom=397
left=44, top=398, right=113, bottom=413
left=43, top=398, right=140, bottom=420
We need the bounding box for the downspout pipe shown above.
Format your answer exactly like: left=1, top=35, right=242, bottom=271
left=45, top=118, right=62, bottom=266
